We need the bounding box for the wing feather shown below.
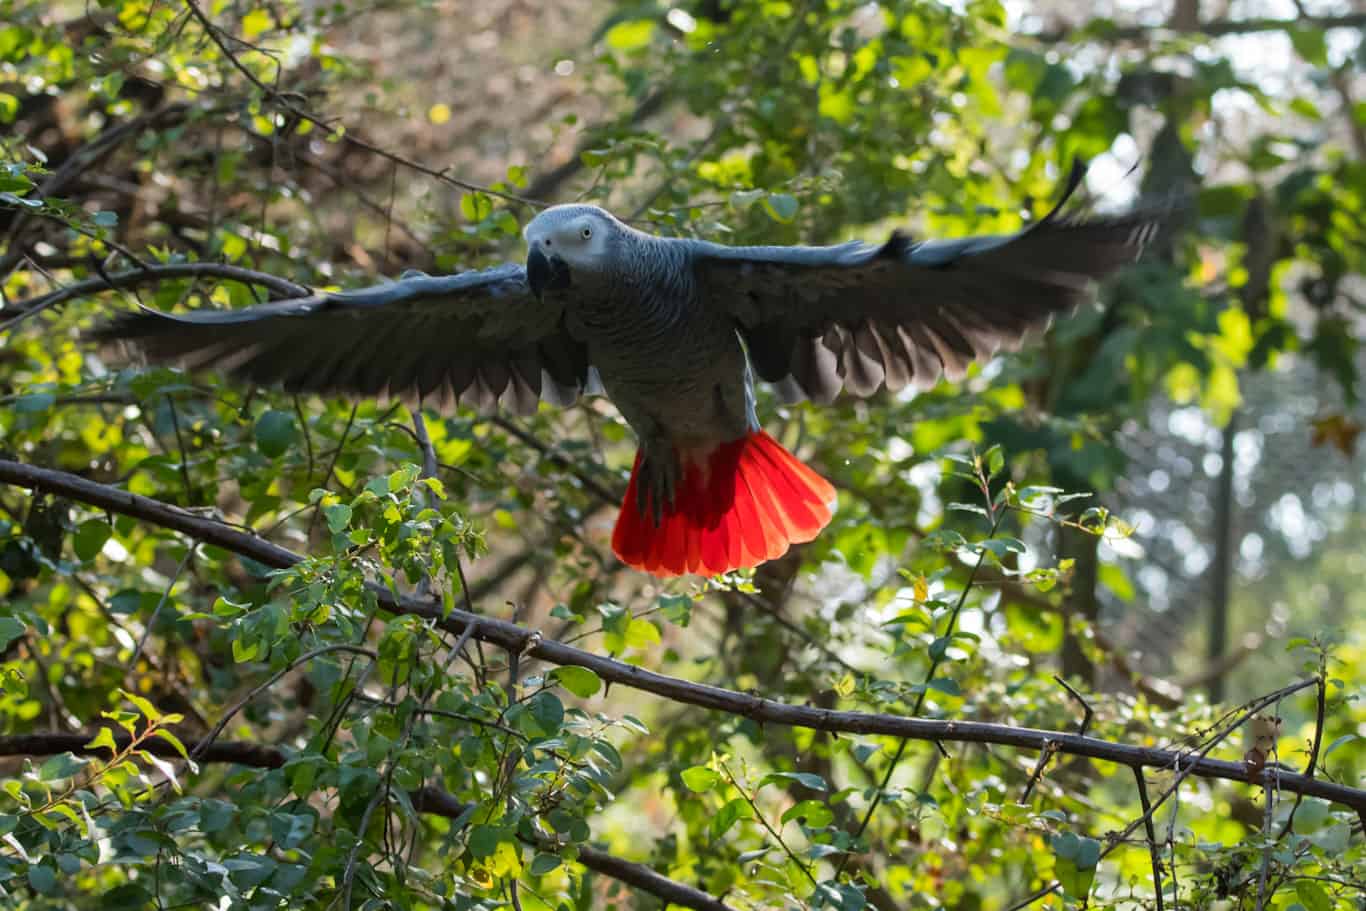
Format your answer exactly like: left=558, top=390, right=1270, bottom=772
left=91, top=264, right=594, bottom=413
left=694, top=161, right=1174, bottom=399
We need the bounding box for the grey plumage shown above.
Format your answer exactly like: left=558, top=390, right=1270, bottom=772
left=94, top=162, right=1173, bottom=471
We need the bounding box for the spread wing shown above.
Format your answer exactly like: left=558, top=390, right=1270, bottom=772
left=695, top=164, right=1171, bottom=402
left=91, top=265, right=592, bottom=415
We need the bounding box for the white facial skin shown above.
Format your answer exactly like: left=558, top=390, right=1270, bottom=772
left=523, top=205, right=613, bottom=270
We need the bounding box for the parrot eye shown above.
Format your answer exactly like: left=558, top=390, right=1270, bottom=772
left=581, top=227, right=592, bottom=240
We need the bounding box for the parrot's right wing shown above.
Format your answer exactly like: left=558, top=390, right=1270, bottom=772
left=91, top=265, right=593, bottom=414
left=693, top=163, right=1172, bottom=403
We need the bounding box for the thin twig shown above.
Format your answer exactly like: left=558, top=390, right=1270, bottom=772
left=1021, top=741, right=1060, bottom=803
left=1002, top=679, right=1318, bottom=911
left=838, top=461, right=1002, bottom=876
left=1278, top=672, right=1328, bottom=839
left=1053, top=675, right=1094, bottom=735
left=1132, top=766, right=1166, bottom=911
left=719, top=760, right=819, bottom=889
left=1253, top=704, right=1284, bottom=911
left=193, top=644, right=377, bottom=760
left=126, top=547, right=196, bottom=676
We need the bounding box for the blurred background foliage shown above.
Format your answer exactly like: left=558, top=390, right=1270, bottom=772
left=0, top=0, right=1363, bottom=908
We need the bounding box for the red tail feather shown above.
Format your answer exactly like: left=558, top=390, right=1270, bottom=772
left=611, top=431, right=836, bottom=577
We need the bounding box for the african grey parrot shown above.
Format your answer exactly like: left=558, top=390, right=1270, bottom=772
left=94, top=162, right=1168, bottom=577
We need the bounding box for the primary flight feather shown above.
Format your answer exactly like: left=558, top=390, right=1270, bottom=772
left=94, top=162, right=1169, bottom=578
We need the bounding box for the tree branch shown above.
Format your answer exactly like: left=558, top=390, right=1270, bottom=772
left=0, top=262, right=311, bottom=329
left=0, top=734, right=736, bottom=911
left=3, top=458, right=1364, bottom=817
left=1132, top=765, right=1166, bottom=911
left=1030, top=12, right=1366, bottom=44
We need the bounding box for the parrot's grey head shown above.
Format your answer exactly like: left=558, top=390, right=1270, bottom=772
left=523, top=204, right=622, bottom=298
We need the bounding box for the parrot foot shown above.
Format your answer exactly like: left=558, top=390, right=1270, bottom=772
left=634, top=447, right=683, bottom=527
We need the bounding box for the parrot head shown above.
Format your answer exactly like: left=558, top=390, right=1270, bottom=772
left=523, top=204, right=620, bottom=299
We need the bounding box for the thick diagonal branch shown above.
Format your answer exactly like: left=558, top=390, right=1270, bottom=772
left=1, top=458, right=1364, bottom=816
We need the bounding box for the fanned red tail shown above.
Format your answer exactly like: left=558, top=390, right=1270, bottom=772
left=611, top=431, right=836, bottom=577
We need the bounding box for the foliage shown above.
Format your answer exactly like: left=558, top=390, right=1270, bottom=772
left=0, top=0, right=1363, bottom=909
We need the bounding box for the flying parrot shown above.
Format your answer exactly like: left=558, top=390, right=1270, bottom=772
left=94, top=162, right=1167, bottom=578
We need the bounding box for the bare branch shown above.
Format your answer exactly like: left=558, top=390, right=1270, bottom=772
left=1, top=458, right=1364, bottom=816
left=1132, top=766, right=1166, bottom=911
left=1054, top=674, right=1094, bottom=735
left=1279, top=673, right=1329, bottom=838
left=1030, top=12, right=1366, bottom=44
left=1, top=262, right=311, bottom=329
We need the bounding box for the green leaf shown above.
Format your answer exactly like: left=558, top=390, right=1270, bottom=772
left=928, top=636, right=951, bottom=661
left=926, top=677, right=961, bottom=696
left=1288, top=26, right=1327, bottom=65
left=624, top=618, right=660, bottom=649
left=460, top=192, right=492, bottom=222
left=1295, top=881, right=1334, bottom=911
left=39, top=752, right=88, bottom=781
left=764, top=193, right=799, bottom=223
left=781, top=799, right=834, bottom=828
left=268, top=812, right=315, bottom=850
left=0, top=191, right=42, bottom=209
left=529, top=853, right=561, bottom=876
left=758, top=770, right=828, bottom=792
left=0, top=617, right=25, bottom=650
left=84, top=727, right=119, bottom=755
left=730, top=189, right=765, bottom=209
left=388, top=464, right=420, bottom=493
left=254, top=409, right=298, bottom=458
left=0, top=171, right=31, bottom=192
left=27, top=863, right=56, bottom=895
left=551, top=665, right=602, bottom=698
left=1073, top=836, right=1101, bottom=870
left=14, top=392, right=54, bottom=413
left=73, top=520, right=112, bottom=562
left=121, top=689, right=164, bottom=723
left=151, top=728, right=190, bottom=759
left=199, top=799, right=235, bottom=833
left=323, top=503, right=352, bottom=534
left=680, top=766, right=719, bottom=793
left=467, top=824, right=501, bottom=859
left=985, top=445, right=1005, bottom=476
left=710, top=796, right=753, bottom=838
left=527, top=690, right=565, bottom=736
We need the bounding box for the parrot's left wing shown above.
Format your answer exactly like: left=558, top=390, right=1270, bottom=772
left=92, top=265, right=594, bottom=414
left=693, top=164, right=1170, bottom=403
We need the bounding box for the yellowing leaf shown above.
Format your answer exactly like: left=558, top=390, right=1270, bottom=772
left=912, top=573, right=929, bottom=604
left=1164, top=362, right=1201, bottom=404
left=818, top=84, right=855, bottom=124
left=240, top=8, right=272, bottom=39
left=487, top=839, right=522, bottom=876
left=834, top=673, right=855, bottom=698
left=605, top=19, right=655, bottom=52
left=624, top=618, right=660, bottom=649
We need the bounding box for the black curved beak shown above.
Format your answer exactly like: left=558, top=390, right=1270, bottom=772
left=526, top=247, right=572, bottom=300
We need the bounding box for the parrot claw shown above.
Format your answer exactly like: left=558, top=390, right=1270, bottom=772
left=636, top=448, right=681, bottom=527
